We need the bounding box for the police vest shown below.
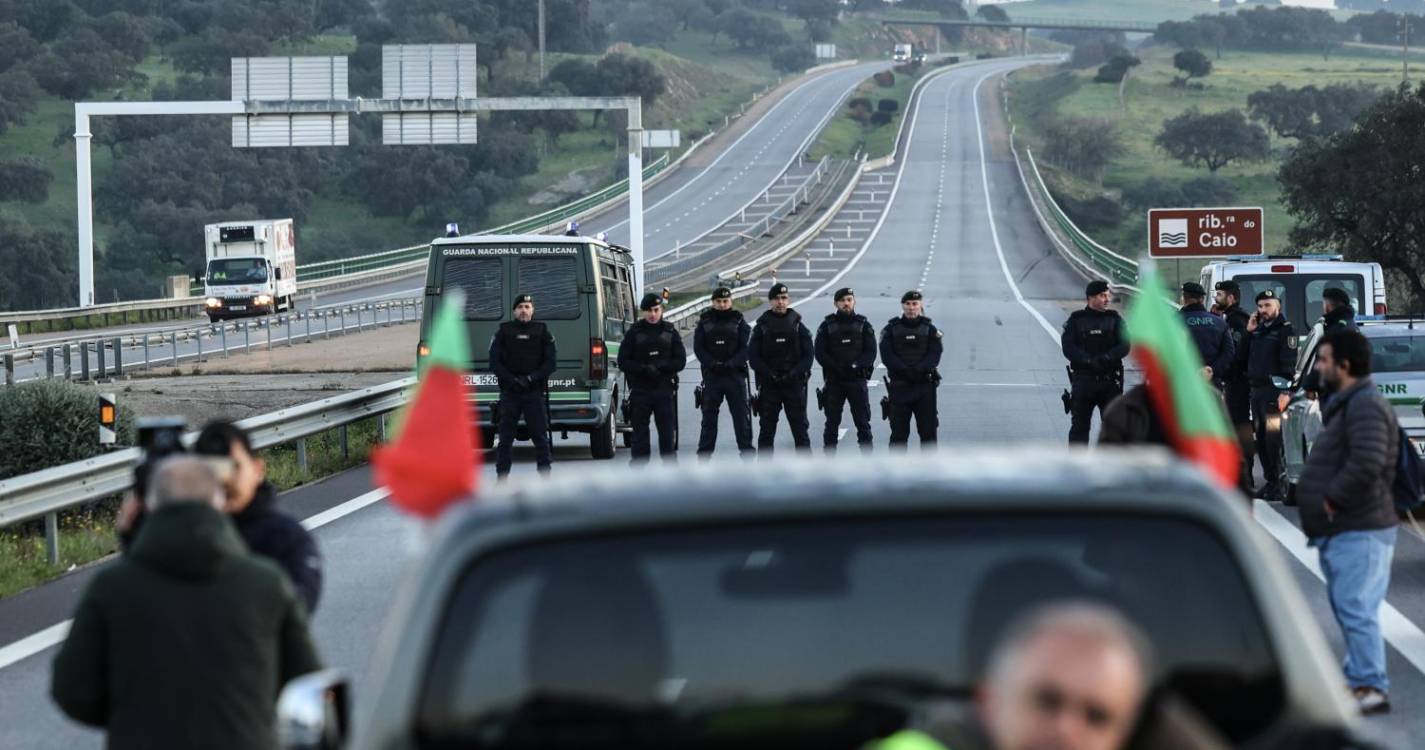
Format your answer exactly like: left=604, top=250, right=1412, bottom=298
left=497, top=321, right=547, bottom=375
left=699, top=312, right=742, bottom=361
left=630, top=323, right=676, bottom=366
left=1069, top=310, right=1121, bottom=357
left=823, top=314, right=866, bottom=365
left=758, top=310, right=803, bottom=370
left=889, top=318, right=932, bottom=364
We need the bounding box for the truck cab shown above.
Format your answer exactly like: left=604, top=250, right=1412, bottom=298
left=203, top=219, right=298, bottom=322
left=892, top=43, right=913, bottom=63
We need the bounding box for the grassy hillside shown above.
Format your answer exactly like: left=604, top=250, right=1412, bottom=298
left=1007, top=45, right=1411, bottom=260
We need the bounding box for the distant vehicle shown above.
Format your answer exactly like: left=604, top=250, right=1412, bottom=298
left=892, top=43, right=913, bottom=62
left=416, top=233, right=636, bottom=459
left=202, top=219, right=297, bottom=322
left=1282, top=320, right=1425, bottom=497
left=1198, top=256, right=1387, bottom=339
left=276, top=452, right=1364, bottom=750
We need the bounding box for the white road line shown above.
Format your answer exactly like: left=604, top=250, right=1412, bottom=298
left=1254, top=500, right=1425, bottom=676
left=0, top=487, right=392, bottom=671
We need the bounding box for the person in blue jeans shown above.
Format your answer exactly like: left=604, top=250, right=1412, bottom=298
left=1296, top=329, right=1400, bottom=715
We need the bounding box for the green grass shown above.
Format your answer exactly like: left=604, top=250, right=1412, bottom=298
left=1008, top=46, right=1413, bottom=259
left=808, top=65, right=923, bottom=160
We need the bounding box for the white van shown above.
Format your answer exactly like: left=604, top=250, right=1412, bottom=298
left=1199, top=256, right=1387, bottom=331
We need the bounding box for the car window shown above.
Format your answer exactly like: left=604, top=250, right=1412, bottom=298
left=1234, top=274, right=1364, bottom=331
left=518, top=256, right=581, bottom=320
left=441, top=258, right=504, bottom=320
left=1369, top=335, right=1425, bottom=374
left=417, top=515, right=1283, bottom=747
left=1306, top=278, right=1362, bottom=315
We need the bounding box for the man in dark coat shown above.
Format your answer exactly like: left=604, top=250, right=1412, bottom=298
left=618, top=292, right=686, bottom=462
left=195, top=421, right=324, bottom=614
left=489, top=293, right=558, bottom=477
left=52, top=456, right=322, bottom=750
left=693, top=286, right=754, bottom=457
left=1062, top=280, right=1130, bottom=443
left=1296, top=329, right=1399, bottom=715
left=1245, top=289, right=1297, bottom=502
left=1321, top=287, right=1358, bottom=332
left=814, top=287, right=877, bottom=452
left=749, top=283, right=814, bottom=453
left=1215, top=280, right=1255, bottom=494
left=1179, top=282, right=1234, bottom=385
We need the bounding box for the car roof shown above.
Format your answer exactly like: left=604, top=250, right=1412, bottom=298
left=430, top=233, right=608, bottom=248
left=1359, top=321, right=1425, bottom=337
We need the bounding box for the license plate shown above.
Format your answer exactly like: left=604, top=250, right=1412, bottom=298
left=229, top=305, right=246, bottom=311
left=462, top=373, right=499, bottom=387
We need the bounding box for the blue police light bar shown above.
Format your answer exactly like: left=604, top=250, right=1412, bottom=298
left=445, top=222, right=460, bottom=237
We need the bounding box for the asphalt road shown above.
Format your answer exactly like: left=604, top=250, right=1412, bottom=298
left=4, top=58, right=1424, bottom=748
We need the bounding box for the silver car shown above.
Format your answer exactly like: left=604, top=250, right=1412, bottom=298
left=275, top=452, right=1364, bottom=750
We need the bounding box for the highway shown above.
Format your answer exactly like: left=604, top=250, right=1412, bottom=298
left=4, top=58, right=1425, bottom=748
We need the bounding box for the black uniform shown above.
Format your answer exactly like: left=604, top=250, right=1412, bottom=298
left=1061, top=307, right=1130, bottom=444
left=489, top=319, right=557, bottom=475
left=1245, top=314, right=1297, bottom=499
left=618, top=318, right=686, bottom=461
left=1323, top=303, right=1357, bottom=332
left=1180, top=302, right=1235, bottom=383
left=815, top=311, right=878, bottom=449
left=749, top=309, right=814, bottom=451
left=1220, top=303, right=1254, bottom=492
left=879, top=315, right=943, bottom=446
left=693, top=307, right=754, bottom=455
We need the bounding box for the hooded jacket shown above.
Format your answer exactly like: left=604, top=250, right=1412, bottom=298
left=52, top=503, right=322, bottom=750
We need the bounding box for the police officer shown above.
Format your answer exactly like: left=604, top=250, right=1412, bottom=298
left=618, top=292, right=686, bottom=463
left=815, top=287, right=877, bottom=452
left=1062, top=280, right=1129, bottom=444
left=1180, top=281, right=1234, bottom=384
left=1321, top=287, right=1357, bottom=331
left=749, top=283, right=814, bottom=453
left=879, top=290, right=942, bottom=448
left=489, top=293, right=557, bottom=479
left=1245, top=289, right=1296, bottom=502
left=694, top=287, right=754, bottom=457
left=1215, top=280, right=1255, bottom=493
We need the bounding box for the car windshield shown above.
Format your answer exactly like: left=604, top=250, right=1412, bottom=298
left=417, top=515, right=1283, bottom=749
left=1369, top=335, right=1425, bottom=374
left=206, top=258, right=267, bottom=283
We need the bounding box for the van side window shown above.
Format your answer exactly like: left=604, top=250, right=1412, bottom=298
left=518, top=257, right=580, bottom=320
left=615, top=265, right=635, bottom=320
left=442, top=258, right=504, bottom=320
left=600, top=262, right=626, bottom=340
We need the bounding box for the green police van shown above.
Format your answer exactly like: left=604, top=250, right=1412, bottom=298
left=416, top=234, right=637, bottom=459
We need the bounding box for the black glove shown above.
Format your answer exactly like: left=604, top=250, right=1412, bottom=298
left=515, top=374, right=532, bottom=390
left=924, top=370, right=938, bottom=385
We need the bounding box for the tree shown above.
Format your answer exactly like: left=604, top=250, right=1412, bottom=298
left=1155, top=108, right=1270, bottom=172
left=0, top=157, right=52, bottom=203
left=0, top=68, right=39, bottom=135
left=1041, top=117, right=1124, bottom=181
left=789, top=0, right=838, bottom=24
left=1094, top=53, right=1140, bottom=84
left=1279, top=82, right=1425, bottom=304
left=170, top=30, right=272, bottom=75
left=719, top=8, right=792, bottom=50
left=1247, top=82, right=1380, bottom=140
left=1120, top=176, right=1237, bottom=213
left=0, top=218, right=74, bottom=311
left=976, top=5, right=1010, bottom=23
left=32, top=28, right=142, bottom=99
left=771, top=44, right=816, bottom=74
left=1173, top=49, right=1213, bottom=80
left=0, top=22, right=39, bottom=74
left=611, top=2, right=678, bottom=46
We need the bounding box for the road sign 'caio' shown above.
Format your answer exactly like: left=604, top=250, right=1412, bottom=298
left=1148, top=207, right=1263, bottom=259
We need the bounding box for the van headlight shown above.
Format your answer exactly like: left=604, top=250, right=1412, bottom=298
left=255, top=294, right=273, bottom=306
left=205, top=297, right=222, bottom=308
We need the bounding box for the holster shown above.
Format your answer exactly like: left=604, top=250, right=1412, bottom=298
left=815, top=387, right=826, bottom=412
left=694, top=383, right=705, bottom=410
left=1061, top=389, right=1072, bottom=414
left=880, top=376, right=891, bottom=420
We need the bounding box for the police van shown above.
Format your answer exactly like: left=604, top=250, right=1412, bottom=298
left=1199, top=256, right=1387, bottom=335
left=416, top=234, right=637, bottom=459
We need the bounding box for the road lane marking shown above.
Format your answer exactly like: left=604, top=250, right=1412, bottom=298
left=1254, top=500, right=1425, bottom=677
left=0, top=487, right=392, bottom=671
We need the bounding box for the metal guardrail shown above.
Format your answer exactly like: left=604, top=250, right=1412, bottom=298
left=0, top=377, right=414, bottom=562
left=663, top=281, right=760, bottom=327
left=1020, top=149, right=1140, bottom=287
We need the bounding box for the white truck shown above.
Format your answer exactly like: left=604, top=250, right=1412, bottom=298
left=893, top=43, right=913, bottom=63
left=202, top=219, right=297, bottom=322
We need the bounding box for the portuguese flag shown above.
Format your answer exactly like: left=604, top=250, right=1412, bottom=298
left=1127, top=265, right=1240, bottom=488
left=372, top=292, right=481, bottom=517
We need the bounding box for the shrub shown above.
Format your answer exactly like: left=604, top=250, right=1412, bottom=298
left=877, top=98, right=899, bottom=113
left=0, top=379, right=136, bottom=480
left=848, top=97, right=872, bottom=111
left=771, top=44, right=816, bottom=74
left=873, top=70, right=895, bottom=87
left=870, top=110, right=893, bottom=126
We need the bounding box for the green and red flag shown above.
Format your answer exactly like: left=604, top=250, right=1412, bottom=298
left=1126, top=264, right=1240, bottom=488
left=373, top=292, right=481, bottom=517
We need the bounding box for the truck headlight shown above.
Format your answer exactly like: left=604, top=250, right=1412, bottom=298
left=205, top=297, right=222, bottom=308
left=255, top=294, right=273, bottom=306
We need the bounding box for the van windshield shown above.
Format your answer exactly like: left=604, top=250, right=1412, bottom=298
left=207, top=258, right=267, bottom=284
left=1233, top=274, right=1363, bottom=330
left=417, top=515, right=1283, bottom=748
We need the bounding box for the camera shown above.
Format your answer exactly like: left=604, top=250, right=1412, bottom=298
left=134, top=416, right=188, bottom=501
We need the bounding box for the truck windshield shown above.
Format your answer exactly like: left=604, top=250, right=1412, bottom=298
left=207, top=258, right=268, bottom=284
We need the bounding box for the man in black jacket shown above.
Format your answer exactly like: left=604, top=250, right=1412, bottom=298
left=880, top=290, right=943, bottom=448
left=194, top=420, right=323, bottom=614
left=618, top=292, right=686, bottom=462
left=1062, top=280, right=1130, bottom=444
left=1245, top=289, right=1297, bottom=502
left=1215, top=281, right=1254, bottom=494
left=1322, top=287, right=1358, bottom=332
left=693, top=286, right=754, bottom=457
left=1296, top=330, right=1399, bottom=715
left=52, top=456, right=322, bottom=750
left=489, top=293, right=558, bottom=478
left=815, top=287, right=877, bottom=452
left=749, top=283, right=815, bottom=453
left=1179, top=282, right=1234, bottom=384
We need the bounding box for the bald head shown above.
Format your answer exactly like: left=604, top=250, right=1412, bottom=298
left=145, top=455, right=224, bottom=511
left=980, top=603, right=1153, bottom=750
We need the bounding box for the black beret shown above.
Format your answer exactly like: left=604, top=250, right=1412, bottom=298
left=711, top=287, right=732, bottom=300
left=1086, top=280, right=1110, bottom=297
left=640, top=292, right=663, bottom=311
left=901, top=290, right=923, bottom=303
left=512, top=294, right=533, bottom=309
left=1182, top=281, right=1206, bottom=297
left=834, top=287, right=855, bottom=301
left=768, top=283, right=789, bottom=299
left=1215, top=280, right=1241, bottom=296
left=1322, top=287, right=1351, bottom=306
left=1255, top=289, right=1278, bottom=303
